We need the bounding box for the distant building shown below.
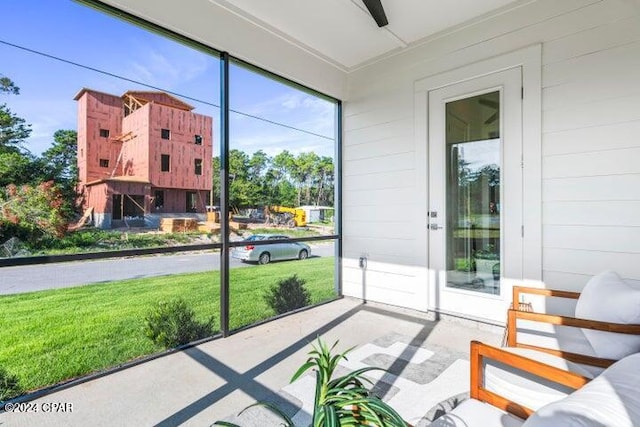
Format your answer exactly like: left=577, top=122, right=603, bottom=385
left=298, top=205, right=334, bottom=223
left=75, top=89, right=213, bottom=229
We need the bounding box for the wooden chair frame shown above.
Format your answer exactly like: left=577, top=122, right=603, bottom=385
left=470, top=340, right=590, bottom=420
left=507, top=286, right=640, bottom=368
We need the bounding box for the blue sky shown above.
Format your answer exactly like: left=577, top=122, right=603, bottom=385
left=0, top=0, right=336, bottom=158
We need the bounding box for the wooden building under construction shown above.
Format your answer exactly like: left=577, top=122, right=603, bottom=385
left=75, top=89, right=213, bottom=228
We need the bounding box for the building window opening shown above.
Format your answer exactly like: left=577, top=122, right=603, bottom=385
left=194, top=134, right=202, bottom=145
left=161, top=154, right=170, bottom=172
left=194, top=158, right=202, bottom=175
left=154, top=190, right=164, bottom=209
left=186, top=191, right=197, bottom=213
left=99, top=129, right=110, bottom=138
left=123, top=195, right=145, bottom=217
left=161, top=128, right=171, bottom=140
left=99, top=159, right=109, bottom=168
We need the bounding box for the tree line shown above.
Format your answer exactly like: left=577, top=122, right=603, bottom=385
left=214, top=149, right=335, bottom=210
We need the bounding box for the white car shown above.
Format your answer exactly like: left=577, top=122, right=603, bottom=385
left=231, top=234, right=311, bottom=265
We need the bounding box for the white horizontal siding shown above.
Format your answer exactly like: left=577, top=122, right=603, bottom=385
left=343, top=0, right=640, bottom=311
left=544, top=248, right=640, bottom=280
left=344, top=169, right=416, bottom=192
left=343, top=152, right=416, bottom=178
left=543, top=201, right=640, bottom=227
left=543, top=93, right=640, bottom=133
left=344, top=118, right=413, bottom=147
left=342, top=237, right=422, bottom=264
left=542, top=15, right=640, bottom=65
left=342, top=263, right=427, bottom=310
left=544, top=225, right=640, bottom=253
left=343, top=187, right=416, bottom=208
left=344, top=137, right=413, bottom=162
left=343, top=204, right=421, bottom=224
left=343, top=221, right=416, bottom=241
left=543, top=270, right=640, bottom=291
left=544, top=174, right=640, bottom=201
left=543, top=120, right=640, bottom=156
left=538, top=0, right=640, bottom=289
left=544, top=147, right=640, bottom=178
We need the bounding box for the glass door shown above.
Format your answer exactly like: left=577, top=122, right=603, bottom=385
left=446, top=92, right=501, bottom=295
left=428, top=68, right=522, bottom=322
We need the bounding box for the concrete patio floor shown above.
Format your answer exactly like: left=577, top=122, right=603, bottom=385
left=0, top=297, right=502, bottom=426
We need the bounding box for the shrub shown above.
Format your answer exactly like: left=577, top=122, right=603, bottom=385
left=264, top=274, right=311, bottom=315
left=454, top=257, right=475, bottom=272
left=143, top=299, right=214, bottom=349
left=0, top=366, right=23, bottom=402
left=0, top=181, right=67, bottom=246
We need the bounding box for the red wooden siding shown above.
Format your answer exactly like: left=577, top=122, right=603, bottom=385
left=76, top=89, right=213, bottom=218
left=121, top=105, right=151, bottom=180
left=76, top=90, right=123, bottom=185
left=148, top=103, right=213, bottom=191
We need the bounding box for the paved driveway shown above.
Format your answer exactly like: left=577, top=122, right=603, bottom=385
left=0, top=244, right=334, bottom=295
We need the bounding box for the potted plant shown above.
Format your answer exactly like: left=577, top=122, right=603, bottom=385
left=214, top=338, right=408, bottom=427
left=473, top=244, right=499, bottom=276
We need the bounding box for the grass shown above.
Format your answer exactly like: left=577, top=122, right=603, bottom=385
left=28, top=229, right=207, bottom=255
left=0, top=257, right=336, bottom=396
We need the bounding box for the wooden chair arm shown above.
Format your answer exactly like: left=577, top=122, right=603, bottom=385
left=512, top=286, right=580, bottom=309
left=470, top=341, right=589, bottom=420
left=506, top=310, right=640, bottom=367
left=511, top=310, right=640, bottom=334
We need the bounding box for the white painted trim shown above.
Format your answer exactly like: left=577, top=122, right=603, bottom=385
left=414, top=44, right=543, bottom=287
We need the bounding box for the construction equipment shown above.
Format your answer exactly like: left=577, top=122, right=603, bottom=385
left=266, top=206, right=307, bottom=228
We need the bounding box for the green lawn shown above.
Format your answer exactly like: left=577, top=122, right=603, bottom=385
left=0, top=257, right=336, bottom=396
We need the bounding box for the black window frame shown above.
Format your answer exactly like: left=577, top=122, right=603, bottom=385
left=194, top=134, right=203, bottom=145
left=160, top=128, right=171, bottom=140
left=3, top=1, right=343, bottom=397
left=194, top=158, right=202, bottom=175
left=99, top=158, right=109, bottom=168
left=99, top=128, right=110, bottom=138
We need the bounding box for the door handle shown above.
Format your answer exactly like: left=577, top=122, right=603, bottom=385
left=429, top=223, right=443, bottom=230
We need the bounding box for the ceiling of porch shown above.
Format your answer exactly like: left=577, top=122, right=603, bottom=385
left=212, top=0, right=531, bottom=71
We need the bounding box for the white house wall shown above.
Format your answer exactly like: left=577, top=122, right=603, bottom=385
left=343, top=0, right=640, bottom=311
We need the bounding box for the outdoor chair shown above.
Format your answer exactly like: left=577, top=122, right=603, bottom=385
left=506, top=270, right=640, bottom=371
left=484, top=270, right=640, bottom=410
left=428, top=341, right=640, bottom=427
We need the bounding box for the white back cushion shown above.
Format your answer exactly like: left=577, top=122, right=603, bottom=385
left=574, top=270, right=640, bottom=360
left=523, top=352, right=640, bottom=427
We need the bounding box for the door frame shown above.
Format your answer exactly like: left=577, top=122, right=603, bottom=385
left=428, top=68, right=521, bottom=322
left=414, top=44, right=542, bottom=323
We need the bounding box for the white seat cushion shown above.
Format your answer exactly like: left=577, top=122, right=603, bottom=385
left=484, top=347, right=601, bottom=411
left=516, top=320, right=596, bottom=355
left=523, top=352, right=640, bottom=427
left=514, top=322, right=602, bottom=377
left=574, top=270, right=640, bottom=360
left=429, top=399, right=524, bottom=427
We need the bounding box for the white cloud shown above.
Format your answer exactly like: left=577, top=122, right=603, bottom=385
left=230, top=120, right=335, bottom=159
left=122, top=41, right=212, bottom=91
left=232, top=91, right=336, bottom=156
